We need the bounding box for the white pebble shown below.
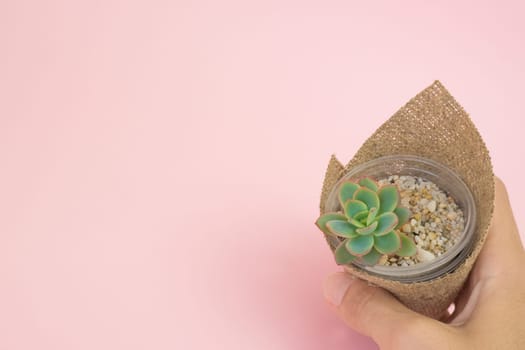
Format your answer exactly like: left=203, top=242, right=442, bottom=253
left=427, top=200, right=437, bottom=212
left=402, top=223, right=412, bottom=233
left=378, top=255, right=388, bottom=265
left=417, top=248, right=436, bottom=262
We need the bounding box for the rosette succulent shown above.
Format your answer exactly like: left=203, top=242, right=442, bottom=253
left=316, top=178, right=417, bottom=266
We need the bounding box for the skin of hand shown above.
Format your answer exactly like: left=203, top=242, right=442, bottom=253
left=323, top=178, right=525, bottom=349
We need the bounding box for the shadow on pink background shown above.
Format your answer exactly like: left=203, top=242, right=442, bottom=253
left=1, top=1, right=524, bottom=349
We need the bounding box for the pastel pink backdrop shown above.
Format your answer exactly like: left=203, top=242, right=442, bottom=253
left=1, top=1, right=524, bottom=349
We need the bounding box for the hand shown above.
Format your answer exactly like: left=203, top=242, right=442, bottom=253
left=323, top=178, right=525, bottom=349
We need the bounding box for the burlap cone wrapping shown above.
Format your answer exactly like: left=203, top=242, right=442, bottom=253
left=319, top=81, right=494, bottom=319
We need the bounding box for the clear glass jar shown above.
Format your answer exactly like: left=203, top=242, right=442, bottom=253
left=324, top=155, right=477, bottom=283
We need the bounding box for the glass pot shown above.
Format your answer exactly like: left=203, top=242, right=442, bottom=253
left=324, top=155, right=477, bottom=283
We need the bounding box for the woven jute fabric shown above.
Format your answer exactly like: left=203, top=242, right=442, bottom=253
left=319, top=81, right=495, bottom=319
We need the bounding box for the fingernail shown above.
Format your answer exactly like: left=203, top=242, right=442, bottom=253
left=323, top=272, right=354, bottom=306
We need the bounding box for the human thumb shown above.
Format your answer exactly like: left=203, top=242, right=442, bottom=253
left=323, top=272, right=460, bottom=349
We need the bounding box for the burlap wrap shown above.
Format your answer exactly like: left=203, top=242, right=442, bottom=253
left=319, top=81, right=494, bottom=319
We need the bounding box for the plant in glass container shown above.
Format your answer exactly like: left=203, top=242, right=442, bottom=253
left=317, top=155, right=476, bottom=284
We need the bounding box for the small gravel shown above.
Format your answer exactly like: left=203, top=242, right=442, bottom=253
left=377, top=175, right=465, bottom=266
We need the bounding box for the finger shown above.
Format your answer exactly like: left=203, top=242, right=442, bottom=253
left=323, top=272, right=457, bottom=348
left=451, top=177, right=524, bottom=324
left=472, top=177, right=523, bottom=281
left=448, top=280, right=484, bottom=326
left=447, top=255, right=481, bottom=325
left=485, top=177, right=522, bottom=251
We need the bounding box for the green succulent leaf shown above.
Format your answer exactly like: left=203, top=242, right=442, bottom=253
left=334, top=240, right=357, bottom=265
left=344, top=199, right=368, bottom=219
left=355, top=221, right=378, bottom=235
left=346, top=235, right=374, bottom=256
left=338, top=182, right=360, bottom=207
left=353, top=188, right=380, bottom=211
left=315, top=212, right=347, bottom=235
left=377, top=185, right=399, bottom=214
left=349, top=217, right=365, bottom=228
left=360, top=248, right=382, bottom=266
left=326, top=220, right=358, bottom=238
left=366, top=207, right=378, bottom=226
left=397, top=233, right=417, bottom=257
left=358, top=178, right=378, bottom=192
left=374, top=231, right=401, bottom=254
left=394, top=207, right=410, bottom=229
left=374, top=212, right=399, bottom=236
left=353, top=210, right=369, bottom=222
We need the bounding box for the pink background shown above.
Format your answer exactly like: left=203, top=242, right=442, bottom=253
left=1, top=1, right=524, bottom=349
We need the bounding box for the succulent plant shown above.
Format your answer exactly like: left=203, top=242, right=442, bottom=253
left=316, top=177, right=417, bottom=266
